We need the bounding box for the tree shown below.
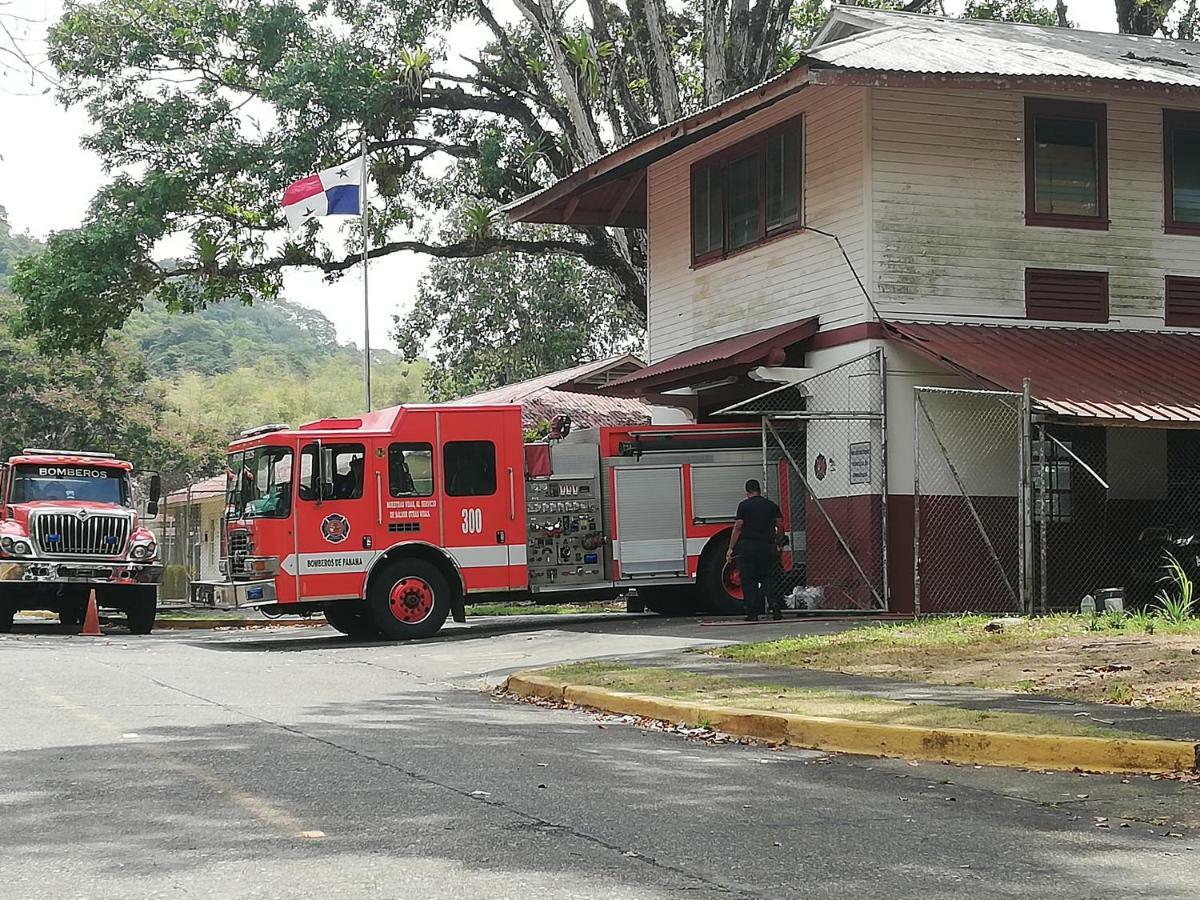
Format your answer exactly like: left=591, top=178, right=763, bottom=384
left=396, top=211, right=642, bottom=400
left=12, top=0, right=808, bottom=353
left=0, top=204, right=40, bottom=289
left=1115, top=0, right=1178, bottom=34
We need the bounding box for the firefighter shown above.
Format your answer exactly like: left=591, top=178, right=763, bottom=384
left=725, top=479, right=783, bottom=622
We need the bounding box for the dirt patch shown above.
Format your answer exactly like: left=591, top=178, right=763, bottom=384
left=713, top=617, right=1200, bottom=713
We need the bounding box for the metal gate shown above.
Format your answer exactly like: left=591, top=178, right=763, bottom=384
left=718, top=350, right=888, bottom=611
left=913, top=386, right=1033, bottom=615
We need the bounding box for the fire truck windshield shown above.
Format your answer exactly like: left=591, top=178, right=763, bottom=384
left=9, top=464, right=131, bottom=506
left=227, top=446, right=293, bottom=519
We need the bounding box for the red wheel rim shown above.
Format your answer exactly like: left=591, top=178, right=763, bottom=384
left=721, top=561, right=745, bottom=601
left=388, top=576, right=435, bottom=624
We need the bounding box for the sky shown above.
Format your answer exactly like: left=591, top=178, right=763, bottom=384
left=0, top=0, right=1121, bottom=346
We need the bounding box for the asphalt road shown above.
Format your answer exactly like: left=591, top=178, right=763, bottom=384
left=2, top=615, right=1199, bottom=899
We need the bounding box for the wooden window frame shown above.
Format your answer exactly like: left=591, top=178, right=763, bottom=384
left=1024, top=98, right=1109, bottom=231
left=689, top=116, right=804, bottom=267
left=1166, top=275, right=1200, bottom=327
left=1025, top=268, right=1110, bottom=324
left=1164, top=109, right=1200, bottom=236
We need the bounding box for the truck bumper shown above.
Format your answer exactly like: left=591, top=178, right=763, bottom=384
left=190, top=579, right=277, bottom=610
left=0, top=559, right=163, bottom=585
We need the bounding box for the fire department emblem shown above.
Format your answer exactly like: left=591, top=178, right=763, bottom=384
left=320, top=513, right=351, bottom=545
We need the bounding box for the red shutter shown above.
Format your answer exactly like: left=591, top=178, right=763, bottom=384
left=1166, top=276, right=1200, bottom=327
left=1025, top=269, right=1109, bottom=323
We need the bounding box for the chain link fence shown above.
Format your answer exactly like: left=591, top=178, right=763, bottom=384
left=719, top=350, right=888, bottom=611
left=914, top=387, right=1030, bottom=615
left=1031, top=424, right=1200, bottom=613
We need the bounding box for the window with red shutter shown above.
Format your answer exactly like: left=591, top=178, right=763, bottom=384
left=1025, top=268, right=1109, bottom=323
left=1166, top=276, right=1200, bottom=327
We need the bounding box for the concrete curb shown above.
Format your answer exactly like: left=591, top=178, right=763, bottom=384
left=504, top=673, right=1200, bottom=775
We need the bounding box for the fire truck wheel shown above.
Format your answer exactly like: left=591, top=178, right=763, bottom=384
left=366, top=558, right=450, bottom=640
left=61, top=601, right=87, bottom=627
left=322, top=602, right=381, bottom=639
left=698, top=535, right=745, bottom=616
left=0, top=598, right=14, bottom=633
left=636, top=586, right=698, bottom=617
left=124, top=588, right=158, bottom=635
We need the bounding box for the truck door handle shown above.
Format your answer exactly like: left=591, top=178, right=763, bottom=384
left=507, top=467, right=515, bottom=520
left=496, top=530, right=506, bottom=544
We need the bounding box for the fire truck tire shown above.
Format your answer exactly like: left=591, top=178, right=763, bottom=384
left=62, top=601, right=87, bottom=627
left=0, top=598, right=14, bottom=633
left=366, top=558, right=451, bottom=640
left=124, top=587, right=158, bottom=635
left=636, top=587, right=698, bottom=617
left=697, top=534, right=745, bottom=616
left=323, top=602, right=381, bottom=639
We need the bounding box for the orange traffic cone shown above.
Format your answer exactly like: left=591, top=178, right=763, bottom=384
left=81, top=589, right=102, bottom=636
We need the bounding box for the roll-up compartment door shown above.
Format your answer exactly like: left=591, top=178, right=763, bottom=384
left=614, top=465, right=686, bottom=576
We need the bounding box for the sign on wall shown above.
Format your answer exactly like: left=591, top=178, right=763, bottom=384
left=849, top=442, right=872, bottom=485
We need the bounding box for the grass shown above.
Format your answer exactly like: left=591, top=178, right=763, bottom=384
left=708, top=614, right=1200, bottom=714
left=538, top=662, right=1145, bottom=739
left=469, top=600, right=626, bottom=617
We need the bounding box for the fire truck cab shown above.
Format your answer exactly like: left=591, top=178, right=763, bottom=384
left=192, top=404, right=778, bottom=640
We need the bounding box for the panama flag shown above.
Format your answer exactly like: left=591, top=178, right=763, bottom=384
left=282, top=157, right=363, bottom=231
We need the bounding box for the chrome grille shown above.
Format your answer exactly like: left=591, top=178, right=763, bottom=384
left=227, top=529, right=251, bottom=573
left=31, top=510, right=133, bottom=557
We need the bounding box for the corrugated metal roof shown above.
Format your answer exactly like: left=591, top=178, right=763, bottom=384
left=603, top=317, right=818, bottom=396
left=165, top=474, right=226, bottom=505
left=887, top=322, right=1200, bottom=423
left=810, top=7, right=1200, bottom=88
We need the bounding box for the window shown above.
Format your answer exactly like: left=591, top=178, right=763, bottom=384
left=1026, top=268, right=1109, bottom=323
left=299, top=443, right=364, bottom=501
left=1166, top=275, right=1200, bottom=327
left=389, top=443, right=433, bottom=497
left=690, top=118, right=803, bottom=263
left=443, top=441, right=497, bottom=497
left=1025, top=98, right=1108, bottom=229
left=1165, top=110, right=1200, bottom=235
left=1034, top=439, right=1073, bottom=523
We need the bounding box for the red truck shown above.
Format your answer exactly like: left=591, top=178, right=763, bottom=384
left=190, top=404, right=794, bottom=639
left=0, top=450, right=163, bottom=633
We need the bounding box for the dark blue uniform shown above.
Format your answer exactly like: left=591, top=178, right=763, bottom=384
left=735, top=495, right=781, bottom=616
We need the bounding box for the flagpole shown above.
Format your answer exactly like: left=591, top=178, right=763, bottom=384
left=361, top=129, right=372, bottom=411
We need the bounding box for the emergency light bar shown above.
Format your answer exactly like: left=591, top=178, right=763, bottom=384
left=238, top=424, right=291, bottom=438
left=21, top=449, right=117, bottom=459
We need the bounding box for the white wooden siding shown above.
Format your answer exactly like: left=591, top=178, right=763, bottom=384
left=645, top=86, right=869, bottom=362
left=871, top=87, right=1200, bottom=327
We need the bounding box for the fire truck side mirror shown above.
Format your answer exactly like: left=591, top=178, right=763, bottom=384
left=146, top=473, right=162, bottom=519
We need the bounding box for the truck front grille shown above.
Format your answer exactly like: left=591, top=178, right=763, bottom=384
left=31, top=511, right=132, bottom=557
left=227, top=529, right=251, bottom=573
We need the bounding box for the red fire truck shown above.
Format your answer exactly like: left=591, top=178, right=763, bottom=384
left=190, top=404, right=791, bottom=639
left=0, top=450, right=163, bottom=633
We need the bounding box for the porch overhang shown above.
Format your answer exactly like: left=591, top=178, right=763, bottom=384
left=886, top=322, right=1200, bottom=424
left=599, top=317, right=819, bottom=398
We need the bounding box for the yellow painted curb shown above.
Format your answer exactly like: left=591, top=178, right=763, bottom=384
left=503, top=672, right=1199, bottom=775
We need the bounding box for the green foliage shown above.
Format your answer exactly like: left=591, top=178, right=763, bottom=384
left=1155, top=551, right=1196, bottom=624
left=395, top=212, right=642, bottom=401
left=123, top=296, right=342, bottom=378
left=163, top=353, right=427, bottom=440
left=0, top=205, right=43, bottom=290
left=790, top=0, right=1063, bottom=46
left=963, top=0, right=1060, bottom=25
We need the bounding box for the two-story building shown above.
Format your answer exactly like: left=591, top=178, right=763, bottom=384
left=508, top=7, right=1200, bottom=615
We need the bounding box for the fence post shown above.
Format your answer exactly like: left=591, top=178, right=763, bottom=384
left=877, top=349, right=891, bottom=612
left=1037, top=423, right=1049, bottom=615
left=1019, top=379, right=1034, bottom=616
left=912, top=387, right=922, bottom=617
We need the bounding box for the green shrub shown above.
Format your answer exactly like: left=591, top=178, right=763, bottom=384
left=1155, top=551, right=1196, bottom=626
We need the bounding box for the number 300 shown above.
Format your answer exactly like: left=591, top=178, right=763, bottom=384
left=461, top=508, right=483, bottom=534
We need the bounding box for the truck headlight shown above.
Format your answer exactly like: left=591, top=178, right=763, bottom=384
left=130, top=542, right=156, bottom=564
left=0, top=536, right=12, bottom=552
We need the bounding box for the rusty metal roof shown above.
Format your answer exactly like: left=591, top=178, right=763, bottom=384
left=887, top=322, right=1200, bottom=423
left=602, top=318, right=818, bottom=397
left=811, top=7, right=1200, bottom=88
